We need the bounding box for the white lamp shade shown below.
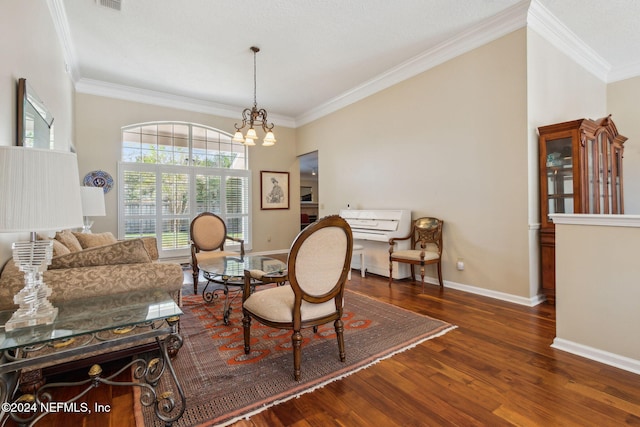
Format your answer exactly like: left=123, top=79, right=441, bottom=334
left=80, top=186, right=106, bottom=217
left=245, top=128, right=258, bottom=140
left=263, top=131, right=276, bottom=145
left=232, top=131, right=245, bottom=143
left=0, top=146, right=83, bottom=232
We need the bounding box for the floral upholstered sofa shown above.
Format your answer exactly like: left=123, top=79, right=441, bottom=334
left=0, top=230, right=183, bottom=312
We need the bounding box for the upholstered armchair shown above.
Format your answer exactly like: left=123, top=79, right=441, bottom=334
left=241, top=215, right=353, bottom=380
left=190, top=212, right=245, bottom=293
left=388, top=217, right=443, bottom=292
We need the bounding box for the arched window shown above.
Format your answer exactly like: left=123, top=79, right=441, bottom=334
left=118, top=122, right=250, bottom=259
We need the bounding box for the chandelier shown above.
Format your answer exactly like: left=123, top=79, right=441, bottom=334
left=232, top=46, right=276, bottom=146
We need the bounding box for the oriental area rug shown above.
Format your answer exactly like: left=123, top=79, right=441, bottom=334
left=137, top=286, right=455, bottom=427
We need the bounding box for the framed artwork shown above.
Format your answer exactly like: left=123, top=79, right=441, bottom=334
left=260, top=171, right=289, bottom=210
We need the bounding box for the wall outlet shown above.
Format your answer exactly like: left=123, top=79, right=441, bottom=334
left=456, top=259, right=465, bottom=271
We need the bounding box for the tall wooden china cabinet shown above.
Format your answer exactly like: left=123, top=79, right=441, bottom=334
left=538, top=115, right=628, bottom=304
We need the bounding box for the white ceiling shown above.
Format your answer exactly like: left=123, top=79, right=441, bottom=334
left=56, top=0, right=640, bottom=130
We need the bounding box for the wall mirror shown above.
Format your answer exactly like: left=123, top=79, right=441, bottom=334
left=17, top=78, right=54, bottom=148
left=301, top=186, right=313, bottom=202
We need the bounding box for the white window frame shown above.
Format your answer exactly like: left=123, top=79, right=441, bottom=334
left=117, top=122, right=251, bottom=259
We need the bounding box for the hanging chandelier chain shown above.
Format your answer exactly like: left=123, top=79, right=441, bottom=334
left=251, top=46, right=259, bottom=108
left=232, top=46, right=276, bottom=146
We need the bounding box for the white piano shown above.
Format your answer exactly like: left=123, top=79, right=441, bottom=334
left=339, top=209, right=412, bottom=279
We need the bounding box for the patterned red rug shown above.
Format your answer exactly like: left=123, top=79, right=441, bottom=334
left=138, top=287, right=455, bottom=426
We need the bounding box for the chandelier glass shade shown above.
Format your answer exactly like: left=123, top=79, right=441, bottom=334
left=233, top=46, right=276, bottom=147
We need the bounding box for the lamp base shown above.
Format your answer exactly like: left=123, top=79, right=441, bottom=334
left=82, top=216, right=94, bottom=233
left=4, top=240, right=58, bottom=331
left=4, top=304, right=58, bottom=331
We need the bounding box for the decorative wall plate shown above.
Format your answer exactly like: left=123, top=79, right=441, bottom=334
left=83, top=170, right=114, bottom=193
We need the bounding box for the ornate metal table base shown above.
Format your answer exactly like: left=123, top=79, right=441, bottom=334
left=200, top=255, right=288, bottom=326
left=7, top=319, right=185, bottom=427
left=0, top=290, right=185, bottom=426
left=202, top=276, right=260, bottom=325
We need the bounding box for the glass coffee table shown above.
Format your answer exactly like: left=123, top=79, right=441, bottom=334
left=0, top=289, right=185, bottom=426
left=198, top=255, right=288, bottom=325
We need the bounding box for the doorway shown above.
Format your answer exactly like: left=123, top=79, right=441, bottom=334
left=299, top=151, right=318, bottom=230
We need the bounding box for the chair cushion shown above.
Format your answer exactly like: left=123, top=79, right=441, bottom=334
left=391, top=249, right=440, bottom=262
left=247, top=269, right=267, bottom=280
left=243, top=285, right=337, bottom=323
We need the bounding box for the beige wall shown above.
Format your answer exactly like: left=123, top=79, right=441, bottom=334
left=297, top=30, right=532, bottom=298
left=0, top=2, right=76, bottom=264
left=553, top=216, right=640, bottom=365
left=0, top=2, right=75, bottom=150
left=74, top=93, right=300, bottom=254
left=608, top=76, right=640, bottom=214
left=526, top=29, right=607, bottom=129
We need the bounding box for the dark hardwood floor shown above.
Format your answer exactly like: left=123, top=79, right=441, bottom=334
left=16, top=266, right=640, bottom=426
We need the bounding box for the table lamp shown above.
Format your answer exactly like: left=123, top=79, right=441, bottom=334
left=80, top=186, right=106, bottom=233
left=0, top=146, right=83, bottom=331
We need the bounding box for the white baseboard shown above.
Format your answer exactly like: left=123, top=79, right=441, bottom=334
left=419, top=275, right=546, bottom=307
left=552, top=338, right=640, bottom=375
left=163, top=253, right=545, bottom=307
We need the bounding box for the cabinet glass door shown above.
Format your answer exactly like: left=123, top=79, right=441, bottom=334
left=613, top=146, right=623, bottom=212
left=545, top=137, right=573, bottom=217
left=586, top=135, right=595, bottom=212
left=586, top=133, right=620, bottom=214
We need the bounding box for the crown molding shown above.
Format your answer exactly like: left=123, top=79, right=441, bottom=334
left=50, top=0, right=638, bottom=129
left=47, top=0, right=296, bottom=127
left=607, top=60, right=640, bottom=83
left=47, top=0, right=79, bottom=80
left=527, top=0, right=611, bottom=82
left=75, top=78, right=298, bottom=128
left=295, top=0, right=531, bottom=127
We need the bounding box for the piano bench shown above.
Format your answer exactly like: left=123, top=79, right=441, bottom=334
left=348, top=244, right=365, bottom=280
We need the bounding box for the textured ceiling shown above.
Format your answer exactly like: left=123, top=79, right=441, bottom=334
left=59, top=0, right=640, bottom=126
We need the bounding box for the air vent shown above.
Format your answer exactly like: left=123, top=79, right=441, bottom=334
left=96, top=0, right=121, bottom=11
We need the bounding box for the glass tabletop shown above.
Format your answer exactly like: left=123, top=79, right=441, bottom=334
left=0, top=289, right=182, bottom=351
left=199, top=255, right=287, bottom=280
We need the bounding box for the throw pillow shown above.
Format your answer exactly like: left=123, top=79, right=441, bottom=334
left=50, top=239, right=72, bottom=257
left=72, top=231, right=118, bottom=249
left=37, top=234, right=71, bottom=257
left=140, top=237, right=159, bottom=260
left=54, top=230, right=83, bottom=252
left=49, top=239, right=151, bottom=270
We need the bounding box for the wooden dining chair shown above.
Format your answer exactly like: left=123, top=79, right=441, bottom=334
left=190, top=212, right=244, bottom=294
left=241, top=215, right=353, bottom=380
left=389, top=217, right=443, bottom=292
